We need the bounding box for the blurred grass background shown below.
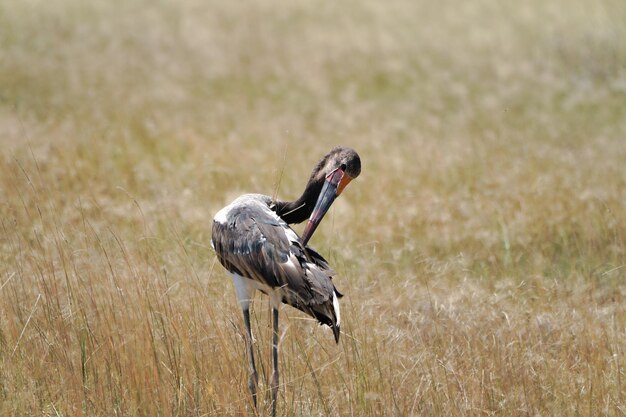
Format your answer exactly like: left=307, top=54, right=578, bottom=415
left=1, top=0, right=624, bottom=415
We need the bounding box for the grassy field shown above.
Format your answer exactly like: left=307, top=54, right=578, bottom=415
left=1, top=0, right=625, bottom=415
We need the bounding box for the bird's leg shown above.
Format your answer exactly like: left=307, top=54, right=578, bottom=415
left=270, top=307, right=280, bottom=417
left=242, top=308, right=258, bottom=409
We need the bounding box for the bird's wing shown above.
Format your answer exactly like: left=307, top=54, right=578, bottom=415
left=211, top=202, right=337, bottom=311
left=303, top=246, right=336, bottom=277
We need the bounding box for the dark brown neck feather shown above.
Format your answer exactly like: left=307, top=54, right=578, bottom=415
left=273, top=178, right=324, bottom=224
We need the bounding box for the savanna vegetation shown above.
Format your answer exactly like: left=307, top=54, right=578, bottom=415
left=1, top=0, right=624, bottom=415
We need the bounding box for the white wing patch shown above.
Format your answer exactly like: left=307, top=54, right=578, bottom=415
left=332, top=291, right=341, bottom=327
left=213, top=204, right=232, bottom=224
left=284, top=227, right=300, bottom=244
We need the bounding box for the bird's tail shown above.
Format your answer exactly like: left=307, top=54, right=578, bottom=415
left=308, top=288, right=341, bottom=343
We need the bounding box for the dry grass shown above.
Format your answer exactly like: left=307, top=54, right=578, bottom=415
left=1, top=0, right=625, bottom=415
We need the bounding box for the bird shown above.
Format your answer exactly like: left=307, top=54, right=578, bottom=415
left=211, top=146, right=361, bottom=416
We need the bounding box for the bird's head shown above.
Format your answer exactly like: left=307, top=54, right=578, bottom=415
left=301, top=146, right=361, bottom=246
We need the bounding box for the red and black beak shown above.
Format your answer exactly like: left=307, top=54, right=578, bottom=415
left=301, top=167, right=353, bottom=246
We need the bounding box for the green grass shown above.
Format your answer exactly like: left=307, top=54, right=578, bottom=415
left=1, top=0, right=625, bottom=415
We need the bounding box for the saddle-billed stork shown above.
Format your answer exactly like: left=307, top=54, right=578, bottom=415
left=211, top=146, right=361, bottom=416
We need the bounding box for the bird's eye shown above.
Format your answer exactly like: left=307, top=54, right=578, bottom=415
left=340, top=163, right=346, bottom=171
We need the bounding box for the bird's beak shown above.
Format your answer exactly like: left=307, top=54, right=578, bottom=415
left=301, top=167, right=352, bottom=246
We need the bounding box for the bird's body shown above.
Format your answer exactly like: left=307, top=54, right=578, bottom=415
left=212, top=193, right=341, bottom=336
left=211, top=146, right=361, bottom=416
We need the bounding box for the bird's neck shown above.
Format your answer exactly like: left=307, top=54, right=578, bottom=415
left=273, top=178, right=323, bottom=224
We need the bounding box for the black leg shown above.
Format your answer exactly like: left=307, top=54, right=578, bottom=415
left=270, top=307, right=280, bottom=417
left=242, top=308, right=258, bottom=409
